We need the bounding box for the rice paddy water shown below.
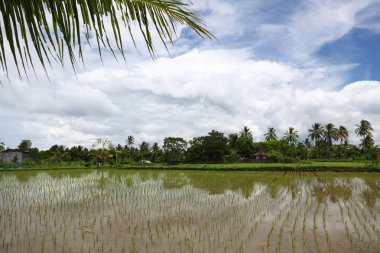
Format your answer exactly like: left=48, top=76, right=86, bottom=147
left=0, top=169, right=379, bottom=253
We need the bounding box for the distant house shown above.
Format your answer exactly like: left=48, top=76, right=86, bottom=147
left=254, top=150, right=268, bottom=160
left=0, top=149, right=29, bottom=163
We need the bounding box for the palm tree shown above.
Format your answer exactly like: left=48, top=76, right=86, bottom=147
left=0, top=141, right=5, bottom=152
left=308, top=123, right=325, bottom=146
left=303, top=138, right=312, bottom=159
left=361, top=135, right=374, bottom=152
left=240, top=126, right=253, bottom=139
left=139, top=141, right=150, bottom=165
left=337, top=126, right=349, bottom=145
left=50, top=149, right=68, bottom=164
left=92, top=138, right=113, bottom=167
left=355, top=120, right=374, bottom=139
left=304, top=138, right=311, bottom=148
left=126, top=135, right=134, bottom=148
left=94, top=138, right=113, bottom=149
left=264, top=127, right=277, bottom=141
left=114, top=149, right=123, bottom=164
left=324, top=123, right=338, bottom=146
left=1, top=0, right=213, bottom=79
left=151, top=142, right=160, bottom=163
left=228, top=133, right=239, bottom=149
left=283, top=127, right=299, bottom=145
left=337, top=125, right=349, bottom=158
left=355, top=120, right=374, bottom=154
left=126, top=135, right=134, bottom=160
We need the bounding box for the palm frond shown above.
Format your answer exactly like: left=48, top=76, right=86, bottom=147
left=0, top=0, right=213, bottom=80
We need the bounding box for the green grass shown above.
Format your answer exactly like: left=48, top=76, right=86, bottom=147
left=1, top=161, right=378, bottom=172
left=116, top=161, right=378, bottom=172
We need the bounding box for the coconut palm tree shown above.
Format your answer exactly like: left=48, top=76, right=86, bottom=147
left=0, top=0, right=213, bottom=79
left=126, top=135, right=134, bottom=148
left=355, top=120, right=374, bottom=154
left=303, top=138, right=312, bottom=159
left=240, top=126, right=253, bottom=140
left=126, top=135, right=135, bottom=160
left=355, top=120, right=374, bottom=139
left=151, top=142, right=160, bottom=163
left=336, top=125, right=349, bottom=157
left=139, top=141, right=150, bottom=165
left=264, top=127, right=277, bottom=141
left=308, top=123, right=325, bottom=146
left=324, top=123, right=338, bottom=146
left=50, top=149, right=68, bottom=164
left=92, top=138, right=114, bottom=167
left=95, top=138, right=113, bottom=149
left=337, top=126, right=349, bottom=145
left=304, top=138, right=311, bottom=147
left=283, top=127, right=299, bottom=146
left=361, top=135, right=374, bottom=153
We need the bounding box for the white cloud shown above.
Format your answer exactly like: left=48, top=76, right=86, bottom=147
left=252, top=0, right=379, bottom=61
left=0, top=81, right=121, bottom=117
left=191, top=0, right=245, bottom=38
left=1, top=0, right=380, bottom=149
left=2, top=49, right=378, bottom=148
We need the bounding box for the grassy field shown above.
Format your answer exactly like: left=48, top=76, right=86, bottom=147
left=1, top=161, right=379, bottom=172
left=117, top=161, right=379, bottom=172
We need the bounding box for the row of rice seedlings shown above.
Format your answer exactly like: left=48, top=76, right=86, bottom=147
left=321, top=204, right=334, bottom=253
left=264, top=191, right=294, bottom=250
left=347, top=200, right=380, bottom=252
left=353, top=196, right=380, bottom=240
left=235, top=186, right=290, bottom=253
left=0, top=170, right=379, bottom=253
left=342, top=199, right=371, bottom=252
left=275, top=195, right=297, bottom=253
left=289, top=184, right=309, bottom=253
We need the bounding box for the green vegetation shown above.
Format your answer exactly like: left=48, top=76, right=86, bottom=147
left=0, top=140, right=4, bottom=152
left=1, top=120, right=379, bottom=171
left=17, top=140, right=32, bottom=152
left=116, top=161, right=376, bottom=171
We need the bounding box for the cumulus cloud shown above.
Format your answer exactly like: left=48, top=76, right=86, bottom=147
left=0, top=82, right=121, bottom=117
left=3, top=49, right=379, bottom=148
left=1, top=0, right=380, bottom=149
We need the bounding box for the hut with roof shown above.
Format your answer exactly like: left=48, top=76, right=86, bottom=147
left=254, top=150, right=268, bottom=160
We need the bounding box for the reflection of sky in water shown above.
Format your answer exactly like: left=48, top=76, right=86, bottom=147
left=0, top=171, right=379, bottom=206
left=0, top=170, right=379, bottom=253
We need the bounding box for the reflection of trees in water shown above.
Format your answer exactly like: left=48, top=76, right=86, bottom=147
left=0, top=170, right=379, bottom=253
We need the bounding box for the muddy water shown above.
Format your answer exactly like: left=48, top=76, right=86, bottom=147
left=0, top=170, right=379, bottom=253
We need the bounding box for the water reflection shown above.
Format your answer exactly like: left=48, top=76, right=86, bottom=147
left=0, top=170, right=379, bottom=253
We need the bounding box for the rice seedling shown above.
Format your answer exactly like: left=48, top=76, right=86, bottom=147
left=0, top=170, right=379, bottom=252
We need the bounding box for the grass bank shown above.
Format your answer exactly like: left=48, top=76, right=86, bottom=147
left=116, top=161, right=379, bottom=172
left=1, top=161, right=379, bottom=172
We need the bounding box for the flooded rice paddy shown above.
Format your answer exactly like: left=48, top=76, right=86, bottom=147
left=0, top=169, right=379, bottom=253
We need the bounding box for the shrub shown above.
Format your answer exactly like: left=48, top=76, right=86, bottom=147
left=223, top=151, right=239, bottom=163
left=267, top=150, right=284, bottom=162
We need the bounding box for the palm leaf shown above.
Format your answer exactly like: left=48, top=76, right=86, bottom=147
left=0, top=0, right=214, bottom=81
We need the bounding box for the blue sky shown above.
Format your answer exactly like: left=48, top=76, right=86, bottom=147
left=1, top=0, right=380, bottom=149
left=317, top=28, right=380, bottom=82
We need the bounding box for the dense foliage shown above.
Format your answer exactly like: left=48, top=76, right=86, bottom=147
left=1, top=120, right=379, bottom=167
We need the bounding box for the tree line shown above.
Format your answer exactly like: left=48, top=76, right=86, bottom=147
left=1, top=120, right=379, bottom=166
